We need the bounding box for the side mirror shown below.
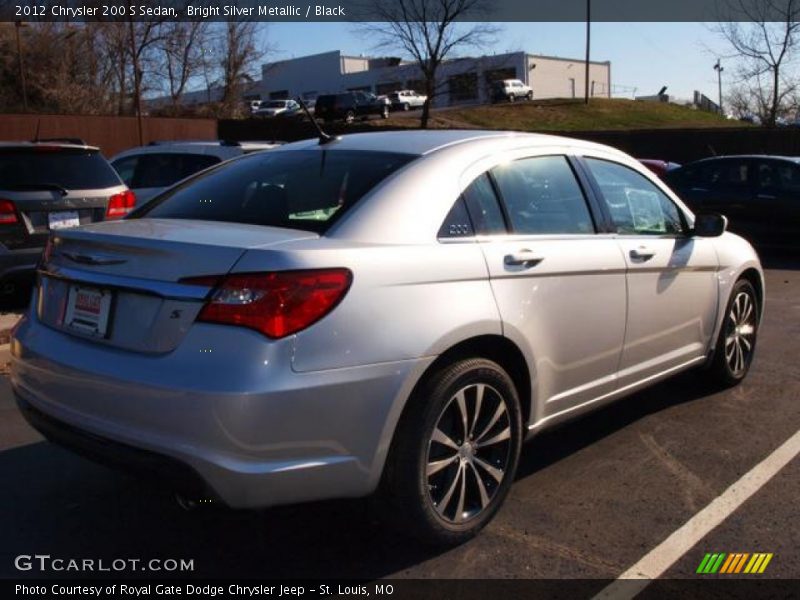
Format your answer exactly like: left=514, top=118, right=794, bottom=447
left=692, top=212, right=727, bottom=237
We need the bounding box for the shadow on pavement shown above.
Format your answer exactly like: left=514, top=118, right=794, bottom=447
left=0, top=370, right=717, bottom=580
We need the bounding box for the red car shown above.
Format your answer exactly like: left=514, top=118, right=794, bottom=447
left=639, top=159, right=681, bottom=179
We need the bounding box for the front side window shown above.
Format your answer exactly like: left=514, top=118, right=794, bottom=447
left=490, top=155, right=595, bottom=235
left=137, top=150, right=415, bottom=234
left=585, top=158, right=685, bottom=235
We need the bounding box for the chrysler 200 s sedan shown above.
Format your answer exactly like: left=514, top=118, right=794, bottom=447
left=11, top=131, right=763, bottom=545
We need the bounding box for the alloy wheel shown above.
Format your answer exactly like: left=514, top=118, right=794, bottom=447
left=725, top=290, right=757, bottom=376
left=426, top=383, right=512, bottom=524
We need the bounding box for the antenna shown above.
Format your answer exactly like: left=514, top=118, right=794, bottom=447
left=297, top=97, right=338, bottom=145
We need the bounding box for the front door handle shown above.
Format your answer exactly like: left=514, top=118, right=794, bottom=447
left=629, top=246, right=656, bottom=261
left=504, top=250, right=545, bottom=268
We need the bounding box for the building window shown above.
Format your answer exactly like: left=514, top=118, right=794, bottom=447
left=376, top=81, right=402, bottom=95
left=406, top=79, right=426, bottom=94
left=269, top=90, right=289, bottom=100
left=449, top=72, right=478, bottom=103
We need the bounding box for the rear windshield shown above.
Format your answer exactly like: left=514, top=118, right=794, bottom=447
left=136, top=150, right=416, bottom=233
left=112, top=153, right=221, bottom=189
left=0, top=147, right=121, bottom=190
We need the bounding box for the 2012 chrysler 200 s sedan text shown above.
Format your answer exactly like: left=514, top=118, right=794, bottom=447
left=11, top=131, right=763, bottom=545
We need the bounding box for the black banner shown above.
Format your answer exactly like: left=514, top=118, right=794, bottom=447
left=4, top=579, right=800, bottom=600
left=1, top=0, right=798, bottom=23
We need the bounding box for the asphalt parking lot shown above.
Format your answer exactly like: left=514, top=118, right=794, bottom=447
left=0, top=257, right=798, bottom=586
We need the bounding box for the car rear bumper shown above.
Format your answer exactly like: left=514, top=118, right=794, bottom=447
left=10, top=315, right=432, bottom=508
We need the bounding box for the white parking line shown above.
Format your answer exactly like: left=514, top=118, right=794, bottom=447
left=594, top=428, right=800, bottom=600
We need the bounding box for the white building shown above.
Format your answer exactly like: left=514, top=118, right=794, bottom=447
left=261, top=50, right=611, bottom=107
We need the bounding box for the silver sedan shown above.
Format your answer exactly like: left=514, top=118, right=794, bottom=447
left=11, top=130, right=764, bottom=545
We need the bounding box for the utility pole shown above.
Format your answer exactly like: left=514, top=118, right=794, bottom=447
left=14, top=21, right=28, bottom=112
left=584, top=0, right=591, bottom=104
left=128, top=16, right=144, bottom=145
left=714, top=59, right=724, bottom=115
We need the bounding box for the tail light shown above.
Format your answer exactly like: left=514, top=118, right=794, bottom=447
left=106, top=190, right=136, bottom=219
left=0, top=199, right=18, bottom=224
left=183, top=269, right=352, bottom=338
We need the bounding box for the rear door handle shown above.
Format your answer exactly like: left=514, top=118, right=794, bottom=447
left=504, top=250, right=544, bottom=267
left=629, top=246, right=656, bottom=261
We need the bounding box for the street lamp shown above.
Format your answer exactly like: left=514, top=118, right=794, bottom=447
left=714, top=59, right=724, bottom=115
left=584, top=0, right=591, bottom=104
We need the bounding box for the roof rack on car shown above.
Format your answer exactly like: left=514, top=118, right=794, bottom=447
left=33, top=137, right=87, bottom=145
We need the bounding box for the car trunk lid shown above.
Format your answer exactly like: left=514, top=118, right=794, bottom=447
left=38, top=218, right=318, bottom=353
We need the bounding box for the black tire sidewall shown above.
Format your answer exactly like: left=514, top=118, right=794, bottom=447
left=383, top=358, right=523, bottom=544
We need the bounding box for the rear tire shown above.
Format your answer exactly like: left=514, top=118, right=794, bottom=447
left=380, top=358, right=522, bottom=546
left=707, top=279, right=759, bottom=387
left=526, top=91, right=533, bottom=101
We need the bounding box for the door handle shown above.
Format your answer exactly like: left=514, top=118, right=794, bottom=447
left=504, top=250, right=544, bottom=267
left=629, top=246, right=656, bottom=261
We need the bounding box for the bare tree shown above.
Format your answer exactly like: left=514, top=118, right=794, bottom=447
left=358, top=0, right=498, bottom=128
left=715, top=0, right=800, bottom=126
left=158, top=22, right=210, bottom=113
left=212, top=22, right=267, bottom=118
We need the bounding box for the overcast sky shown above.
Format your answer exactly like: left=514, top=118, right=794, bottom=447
left=263, top=22, right=740, bottom=102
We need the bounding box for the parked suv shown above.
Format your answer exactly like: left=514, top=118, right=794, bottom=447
left=0, top=140, right=130, bottom=300
left=491, top=79, right=533, bottom=103
left=315, top=92, right=390, bottom=123
left=389, top=90, right=427, bottom=111
left=111, top=140, right=283, bottom=207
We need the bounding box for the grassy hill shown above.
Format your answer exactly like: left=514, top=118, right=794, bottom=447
left=379, top=98, right=745, bottom=132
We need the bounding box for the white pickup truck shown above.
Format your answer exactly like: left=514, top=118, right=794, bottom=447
left=388, top=90, right=427, bottom=111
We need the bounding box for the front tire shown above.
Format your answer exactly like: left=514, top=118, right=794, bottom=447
left=381, top=358, right=523, bottom=546
left=508, top=94, right=516, bottom=103
left=708, top=279, right=759, bottom=387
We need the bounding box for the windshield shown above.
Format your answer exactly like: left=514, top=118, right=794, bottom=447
left=265, top=101, right=287, bottom=108
left=135, top=150, right=416, bottom=234
left=0, top=147, right=121, bottom=190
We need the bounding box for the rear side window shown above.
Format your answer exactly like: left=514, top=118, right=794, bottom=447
left=462, top=173, right=506, bottom=235
left=138, top=150, right=415, bottom=234
left=0, top=148, right=121, bottom=190
left=491, top=156, right=594, bottom=235
left=438, top=197, right=474, bottom=238
left=584, top=158, right=684, bottom=235
left=112, top=153, right=221, bottom=189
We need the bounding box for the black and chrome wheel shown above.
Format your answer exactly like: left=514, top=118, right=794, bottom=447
left=381, top=358, right=522, bottom=545
left=508, top=94, right=516, bottom=103
left=426, top=382, right=513, bottom=524
left=381, top=106, right=390, bottom=119
left=344, top=110, right=355, bottom=124
left=709, top=279, right=759, bottom=386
